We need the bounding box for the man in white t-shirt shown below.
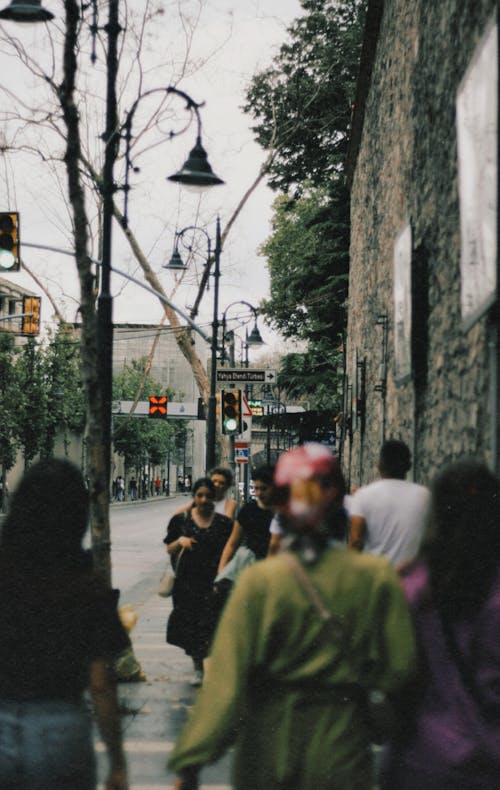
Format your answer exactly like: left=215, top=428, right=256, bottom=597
left=349, top=440, right=430, bottom=567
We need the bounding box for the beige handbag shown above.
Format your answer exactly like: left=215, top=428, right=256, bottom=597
left=158, top=548, right=185, bottom=597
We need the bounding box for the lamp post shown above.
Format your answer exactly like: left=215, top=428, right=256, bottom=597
left=220, top=300, right=264, bottom=366
left=0, top=0, right=224, bottom=584
left=163, top=218, right=222, bottom=472
left=220, top=301, right=264, bottom=492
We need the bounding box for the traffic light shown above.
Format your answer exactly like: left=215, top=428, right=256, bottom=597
left=22, top=296, right=41, bottom=335
left=149, top=395, right=168, bottom=418
left=221, top=389, right=242, bottom=435
left=0, top=212, right=20, bottom=271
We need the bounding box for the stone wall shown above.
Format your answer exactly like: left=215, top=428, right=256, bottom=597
left=346, top=0, right=496, bottom=488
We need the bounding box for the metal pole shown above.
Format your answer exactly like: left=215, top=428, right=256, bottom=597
left=205, top=216, right=221, bottom=471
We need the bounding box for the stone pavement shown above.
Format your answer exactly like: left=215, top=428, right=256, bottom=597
left=95, top=586, right=232, bottom=790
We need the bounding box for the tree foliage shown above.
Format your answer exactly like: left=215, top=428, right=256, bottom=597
left=244, top=0, right=366, bottom=195
left=244, top=0, right=365, bottom=412
left=0, top=326, right=86, bottom=472
left=260, top=185, right=349, bottom=344
left=0, top=334, right=20, bottom=475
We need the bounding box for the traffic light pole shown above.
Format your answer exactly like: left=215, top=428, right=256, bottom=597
left=205, top=216, right=221, bottom=472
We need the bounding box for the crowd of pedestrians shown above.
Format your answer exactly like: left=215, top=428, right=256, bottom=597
left=1, top=441, right=500, bottom=789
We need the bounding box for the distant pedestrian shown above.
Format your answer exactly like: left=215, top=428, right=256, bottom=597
left=155, top=477, right=162, bottom=496
left=0, top=458, right=129, bottom=790
left=210, top=467, right=237, bottom=518
left=184, top=474, right=191, bottom=493
left=381, top=459, right=500, bottom=789
left=116, top=475, right=125, bottom=502
left=349, top=439, right=430, bottom=566
left=169, top=444, right=416, bottom=790
left=129, top=477, right=137, bottom=501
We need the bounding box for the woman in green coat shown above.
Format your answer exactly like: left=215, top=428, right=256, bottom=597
left=169, top=444, right=416, bottom=790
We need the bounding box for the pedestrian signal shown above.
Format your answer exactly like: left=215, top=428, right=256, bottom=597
left=0, top=212, right=20, bottom=271
left=221, top=389, right=242, bottom=435
left=149, top=395, right=168, bottom=418
left=22, top=296, right=41, bottom=335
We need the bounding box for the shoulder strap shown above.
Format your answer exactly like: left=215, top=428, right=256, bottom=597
left=282, top=552, right=332, bottom=622
left=172, top=546, right=186, bottom=572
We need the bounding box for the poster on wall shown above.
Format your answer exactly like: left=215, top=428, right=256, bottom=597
left=393, top=223, right=412, bottom=384
left=456, top=17, right=497, bottom=330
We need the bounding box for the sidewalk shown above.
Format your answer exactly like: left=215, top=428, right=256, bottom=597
left=95, top=585, right=231, bottom=790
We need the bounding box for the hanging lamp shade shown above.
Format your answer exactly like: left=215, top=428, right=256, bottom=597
left=246, top=322, right=265, bottom=346
left=0, top=0, right=54, bottom=21
left=163, top=249, right=186, bottom=271
left=167, top=137, right=224, bottom=191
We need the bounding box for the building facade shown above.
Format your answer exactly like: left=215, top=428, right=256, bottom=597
left=113, top=324, right=207, bottom=483
left=345, top=0, right=497, bottom=487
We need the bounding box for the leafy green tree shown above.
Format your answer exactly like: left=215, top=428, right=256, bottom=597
left=261, top=185, right=349, bottom=345
left=15, top=338, right=47, bottom=468
left=244, top=0, right=364, bottom=411
left=41, top=325, right=86, bottom=458
left=0, top=333, right=20, bottom=494
left=244, top=0, right=366, bottom=194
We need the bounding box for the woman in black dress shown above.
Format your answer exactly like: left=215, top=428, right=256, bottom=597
left=164, top=477, right=233, bottom=685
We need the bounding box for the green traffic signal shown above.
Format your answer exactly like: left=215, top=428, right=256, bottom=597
left=221, top=390, right=242, bottom=435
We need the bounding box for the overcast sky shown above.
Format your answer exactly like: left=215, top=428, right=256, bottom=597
left=0, top=0, right=304, bottom=359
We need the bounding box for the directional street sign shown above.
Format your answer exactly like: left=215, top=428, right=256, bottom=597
left=216, top=368, right=277, bottom=384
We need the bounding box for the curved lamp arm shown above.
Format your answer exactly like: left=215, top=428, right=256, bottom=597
left=220, top=300, right=262, bottom=363
left=121, top=86, right=223, bottom=227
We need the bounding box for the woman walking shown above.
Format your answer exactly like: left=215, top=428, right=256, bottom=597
left=164, top=477, right=233, bottom=686
left=0, top=458, right=129, bottom=790
left=381, top=459, right=500, bottom=789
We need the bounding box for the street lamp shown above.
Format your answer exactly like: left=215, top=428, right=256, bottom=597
left=220, top=301, right=264, bottom=494
left=221, top=300, right=264, bottom=368
left=121, top=86, right=224, bottom=228
left=164, top=224, right=212, bottom=274
left=164, top=219, right=222, bottom=472
left=0, top=0, right=53, bottom=21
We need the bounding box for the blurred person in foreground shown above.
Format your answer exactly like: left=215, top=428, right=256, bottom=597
left=0, top=459, right=129, bottom=790
left=381, top=459, right=500, bottom=789
left=169, top=443, right=416, bottom=790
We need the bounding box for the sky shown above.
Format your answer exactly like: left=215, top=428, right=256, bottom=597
left=0, top=0, right=304, bottom=361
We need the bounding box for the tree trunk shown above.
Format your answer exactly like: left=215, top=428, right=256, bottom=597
left=60, top=0, right=111, bottom=585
